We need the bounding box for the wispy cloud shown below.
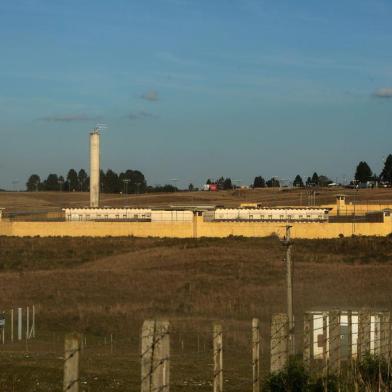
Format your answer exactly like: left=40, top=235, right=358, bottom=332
left=155, top=51, right=198, bottom=67
left=38, top=113, right=100, bottom=122
left=140, top=90, right=159, bottom=102
left=128, top=111, right=158, bottom=120
left=373, top=87, right=392, bottom=98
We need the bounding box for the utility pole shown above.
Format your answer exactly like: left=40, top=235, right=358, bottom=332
left=281, top=225, right=295, bottom=356
left=123, top=179, right=130, bottom=195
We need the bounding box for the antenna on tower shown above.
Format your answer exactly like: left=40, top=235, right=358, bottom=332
left=92, top=123, right=107, bottom=133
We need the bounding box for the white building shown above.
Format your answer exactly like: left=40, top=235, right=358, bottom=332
left=213, top=207, right=330, bottom=221
left=62, top=208, right=194, bottom=222
left=63, top=206, right=330, bottom=222
left=63, top=208, right=151, bottom=221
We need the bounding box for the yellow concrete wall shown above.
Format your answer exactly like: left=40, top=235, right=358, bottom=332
left=0, top=221, right=194, bottom=238
left=1, top=216, right=391, bottom=239
left=197, top=218, right=392, bottom=239
left=324, top=202, right=392, bottom=216
left=0, top=220, right=13, bottom=236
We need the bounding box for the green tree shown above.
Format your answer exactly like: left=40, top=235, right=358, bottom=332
left=66, top=169, right=78, bottom=191
left=318, top=175, right=332, bottom=187
left=188, top=183, right=194, bottom=191
left=380, top=154, right=392, bottom=183
left=103, top=169, right=119, bottom=193
left=100, top=170, right=106, bottom=192
left=266, top=177, right=280, bottom=187
left=305, top=176, right=312, bottom=187
left=26, top=174, right=41, bottom=191
left=162, top=184, right=177, bottom=192
left=223, top=178, right=232, bottom=190
left=44, top=173, right=59, bottom=191
left=293, top=175, right=304, bottom=187
left=253, top=176, right=266, bottom=188
left=311, top=172, right=319, bottom=186
left=355, top=161, right=372, bottom=183
left=123, top=170, right=147, bottom=193
left=78, top=169, right=88, bottom=191
left=216, top=177, right=225, bottom=190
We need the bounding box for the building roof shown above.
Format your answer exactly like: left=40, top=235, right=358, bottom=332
left=217, top=206, right=332, bottom=211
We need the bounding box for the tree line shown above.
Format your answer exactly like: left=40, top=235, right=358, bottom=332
left=252, top=172, right=333, bottom=188
left=252, top=154, right=392, bottom=189
left=26, top=169, right=178, bottom=194
left=26, top=154, right=392, bottom=193
left=354, top=155, right=392, bottom=184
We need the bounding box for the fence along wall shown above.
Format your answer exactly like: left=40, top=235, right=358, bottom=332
left=0, top=214, right=391, bottom=238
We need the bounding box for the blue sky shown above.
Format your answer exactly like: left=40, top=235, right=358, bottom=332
left=0, top=0, right=391, bottom=189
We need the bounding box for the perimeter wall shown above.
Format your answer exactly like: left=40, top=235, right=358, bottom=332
left=1, top=215, right=391, bottom=239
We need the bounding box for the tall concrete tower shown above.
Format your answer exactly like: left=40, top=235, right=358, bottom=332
left=89, top=129, right=100, bottom=208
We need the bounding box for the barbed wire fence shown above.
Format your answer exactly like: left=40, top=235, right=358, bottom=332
left=302, top=309, right=392, bottom=390
left=4, top=309, right=392, bottom=391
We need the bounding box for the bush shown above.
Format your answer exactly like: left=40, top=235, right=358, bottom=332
left=357, top=353, right=391, bottom=389
left=263, top=359, right=341, bottom=391
left=263, top=358, right=309, bottom=391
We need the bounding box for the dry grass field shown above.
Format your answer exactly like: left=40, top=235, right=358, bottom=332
left=0, top=235, right=392, bottom=391
left=1, top=187, right=392, bottom=213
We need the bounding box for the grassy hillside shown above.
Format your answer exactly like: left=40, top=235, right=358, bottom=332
left=0, top=236, right=392, bottom=390
left=1, top=187, right=392, bottom=213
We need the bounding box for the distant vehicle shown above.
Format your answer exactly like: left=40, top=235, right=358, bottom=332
left=202, top=183, right=218, bottom=192
left=327, top=182, right=338, bottom=187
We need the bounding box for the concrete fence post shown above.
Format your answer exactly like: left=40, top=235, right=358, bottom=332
left=26, top=306, right=30, bottom=340
left=322, top=312, right=328, bottom=376
left=380, top=312, right=390, bottom=361
left=213, top=323, right=223, bottom=392
left=270, top=313, right=289, bottom=373
left=31, top=304, right=36, bottom=339
left=329, top=311, right=341, bottom=375
left=141, top=319, right=170, bottom=392
left=374, top=313, right=381, bottom=355
left=358, top=310, right=371, bottom=359
left=347, top=311, right=353, bottom=361
left=17, top=307, right=22, bottom=341
left=63, top=333, right=81, bottom=392
left=1, top=314, right=4, bottom=344
left=303, top=312, right=312, bottom=372
left=252, top=318, right=260, bottom=392
left=10, top=309, right=14, bottom=343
